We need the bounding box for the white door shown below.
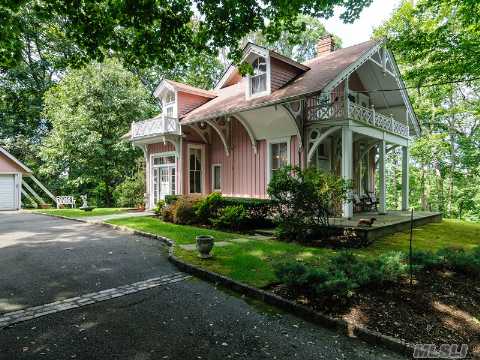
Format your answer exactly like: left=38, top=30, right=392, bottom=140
left=159, top=167, right=170, bottom=198
left=0, top=175, right=16, bottom=210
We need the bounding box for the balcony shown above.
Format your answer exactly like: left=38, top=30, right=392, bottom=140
left=306, top=96, right=409, bottom=138
left=131, top=115, right=181, bottom=140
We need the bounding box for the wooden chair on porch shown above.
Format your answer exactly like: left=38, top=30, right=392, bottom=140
left=364, top=192, right=379, bottom=212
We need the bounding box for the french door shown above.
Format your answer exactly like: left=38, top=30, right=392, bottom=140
left=152, top=154, right=176, bottom=205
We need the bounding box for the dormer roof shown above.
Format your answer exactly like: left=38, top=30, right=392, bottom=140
left=153, top=79, right=217, bottom=99
left=215, top=42, right=310, bottom=90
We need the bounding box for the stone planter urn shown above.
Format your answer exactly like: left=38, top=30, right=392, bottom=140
left=196, top=235, right=214, bottom=259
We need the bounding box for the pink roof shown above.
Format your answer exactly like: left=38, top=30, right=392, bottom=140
left=181, top=40, right=379, bottom=124
left=165, top=80, right=217, bottom=99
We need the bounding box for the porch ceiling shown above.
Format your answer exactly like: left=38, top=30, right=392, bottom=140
left=238, top=105, right=298, bottom=140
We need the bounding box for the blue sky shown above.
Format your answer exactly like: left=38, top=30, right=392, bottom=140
left=323, top=0, right=402, bottom=47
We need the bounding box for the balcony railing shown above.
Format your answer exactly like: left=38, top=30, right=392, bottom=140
left=131, top=115, right=180, bottom=139
left=305, top=96, right=409, bottom=138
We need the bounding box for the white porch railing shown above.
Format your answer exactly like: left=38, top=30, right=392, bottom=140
left=348, top=101, right=409, bottom=138
left=305, top=96, right=409, bottom=138
left=131, top=115, right=180, bottom=139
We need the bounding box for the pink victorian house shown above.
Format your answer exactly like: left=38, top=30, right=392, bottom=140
left=128, top=35, right=420, bottom=218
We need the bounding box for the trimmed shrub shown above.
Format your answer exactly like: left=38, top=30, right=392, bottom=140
left=161, top=203, right=175, bottom=223
left=221, top=197, right=274, bottom=228
left=164, top=195, right=179, bottom=205
left=172, top=196, right=200, bottom=224
left=194, top=192, right=223, bottom=224
left=211, top=205, right=248, bottom=231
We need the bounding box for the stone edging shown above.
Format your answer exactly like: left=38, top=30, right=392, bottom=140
left=32, top=212, right=415, bottom=357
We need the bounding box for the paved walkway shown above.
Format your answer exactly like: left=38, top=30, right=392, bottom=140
left=0, top=212, right=405, bottom=359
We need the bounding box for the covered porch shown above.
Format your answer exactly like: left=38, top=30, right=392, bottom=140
left=329, top=210, right=443, bottom=242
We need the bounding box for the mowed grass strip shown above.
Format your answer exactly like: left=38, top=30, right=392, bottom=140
left=107, top=217, right=480, bottom=288
left=32, top=207, right=131, bottom=218
left=107, top=216, right=238, bottom=245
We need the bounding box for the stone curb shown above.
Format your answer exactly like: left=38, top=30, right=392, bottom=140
left=31, top=212, right=415, bottom=357
left=167, top=253, right=415, bottom=357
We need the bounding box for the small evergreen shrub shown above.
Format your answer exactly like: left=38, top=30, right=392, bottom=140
left=221, top=197, right=274, bottom=228
left=438, top=246, right=480, bottom=276
left=161, top=203, right=175, bottom=223
left=408, top=250, right=443, bottom=271
left=194, top=192, right=223, bottom=224
left=275, top=251, right=408, bottom=301
left=211, top=205, right=248, bottom=231
left=153, top=200, right=165, bottom=215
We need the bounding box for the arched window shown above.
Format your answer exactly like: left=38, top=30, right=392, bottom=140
left=250, top=56, right=267, bottom=95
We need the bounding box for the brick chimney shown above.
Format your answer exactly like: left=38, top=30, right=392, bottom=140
left=315, top=34, right=336, bottom=57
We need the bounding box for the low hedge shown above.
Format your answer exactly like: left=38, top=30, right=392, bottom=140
left=161, top=194, right=274, bottom=230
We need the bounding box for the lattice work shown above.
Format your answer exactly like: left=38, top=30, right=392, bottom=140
left=131, top=116, right=180, bottom=139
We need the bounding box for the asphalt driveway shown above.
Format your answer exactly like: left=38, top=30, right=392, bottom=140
left=0, top=212, right=405, bottom=359
left=0, top=212, right=174, bottom=312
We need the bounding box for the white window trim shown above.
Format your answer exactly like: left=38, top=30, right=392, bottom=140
left=266, top=137, right=291, bottom=185
left=211, top=163, right=222, bottom=192
left=187, top=143, right=205, bottom=195
left=149, top=151, right=178, bottom=208
left=246, top=54, right=271, bottom=100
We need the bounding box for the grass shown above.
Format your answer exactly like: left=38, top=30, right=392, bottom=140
left=32, top=207, right=131, bottom=218
left=107, top=216, right=238, bottom=245
left=105, top=217, right=480, bottom=288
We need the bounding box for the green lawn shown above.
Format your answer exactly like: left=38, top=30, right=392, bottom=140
left=107, top=216, right=238, bottom=245
left=32, top=207, right=131, bottom=218
left=105, top=217, right=480, bottom=288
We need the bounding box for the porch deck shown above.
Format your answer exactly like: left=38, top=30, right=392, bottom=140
left=329, top=210, right=443, bottom=242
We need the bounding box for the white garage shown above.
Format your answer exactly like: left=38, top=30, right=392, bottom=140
left=0, top=147, right=32, bottom=211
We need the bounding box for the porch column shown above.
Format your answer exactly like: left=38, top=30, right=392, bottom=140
left=379, top=140, right=387, bottom=214
left=401, top=146, right=409, bottom=210
left=341, top=126, right=353, bottom=218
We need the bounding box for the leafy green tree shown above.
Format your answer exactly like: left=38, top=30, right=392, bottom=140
left=40, top=60, right=158, bottom=206
left=245, top=15, right=341, bottom=63
left=377, top=0, right=480, bottom=220
left=375, top=0, right=480, bottom=86
left=1, top=0, right=373, bottom=70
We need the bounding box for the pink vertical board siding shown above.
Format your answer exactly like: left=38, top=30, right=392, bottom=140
left=207, top=119, right=268, bottom=198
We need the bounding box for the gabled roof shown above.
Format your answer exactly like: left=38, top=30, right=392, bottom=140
left=0, top=146, right=32, bottom=173
left=182, top=40, right=379, bottom=124
left=153, top=79, right=217, bottom=99
left=215, top=42, right=310, bottom=90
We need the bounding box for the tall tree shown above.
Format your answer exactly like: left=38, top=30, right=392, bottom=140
left=40, top=60, right=158, bottom=206
left=1, top=0, right=373, bottom=71
left=245, top=15, right=341, bottom=63
left=377, top=0, right=480, bottom=220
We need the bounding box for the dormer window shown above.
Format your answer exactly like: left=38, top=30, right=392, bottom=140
left=163, top=91, right=176, bottom=118
left=251, top=57, right=267, bottom=94
left=246, top=53, right=270, bottom=99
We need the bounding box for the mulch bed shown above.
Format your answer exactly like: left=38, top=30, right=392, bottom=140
left=269, top=270, right=480, bottom=358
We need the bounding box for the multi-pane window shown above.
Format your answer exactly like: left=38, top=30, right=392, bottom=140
left=251, top=56, right=267, bottom=95
left=212, top=165, right=221, bottom=191
left=270, top=142, right=288, bottom=177
left=189, top=148, right=202, bottom=194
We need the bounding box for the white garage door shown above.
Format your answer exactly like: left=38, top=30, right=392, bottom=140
left=0, top=175, right=16, bottom=210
